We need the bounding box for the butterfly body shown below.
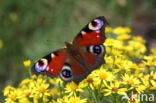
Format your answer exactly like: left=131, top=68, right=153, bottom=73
left=32, top=16, right=108, bottom=84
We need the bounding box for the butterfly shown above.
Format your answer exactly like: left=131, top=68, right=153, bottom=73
left=32, top=16, right=108, bottom=84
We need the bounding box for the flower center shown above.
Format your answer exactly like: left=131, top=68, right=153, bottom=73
left=112, top=87, right=118, bottom=92
left=149, top=75, right=153, bottom=80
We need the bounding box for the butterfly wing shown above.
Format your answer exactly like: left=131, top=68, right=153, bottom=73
left=73, top=16, right=108, bottom=46
left=68, top=16, right=108, bottom=83
left=32, top=49, right=67, bottom=77
left=32, top=48, right=87, bottom=83
left=67, top=44, right=106, bottom=83
left=72, top=16, right=108, bottom=68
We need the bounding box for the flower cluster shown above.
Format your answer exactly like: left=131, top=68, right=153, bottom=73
left=3, top=27, right=156, bottom=103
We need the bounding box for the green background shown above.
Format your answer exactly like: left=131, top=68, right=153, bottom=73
left=0, top=0, right=156, bottom=102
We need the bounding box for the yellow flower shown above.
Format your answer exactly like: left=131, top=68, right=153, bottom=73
left=117, top=33, right=131, bottom=40
left=133, top=72, right=143, bottom=78
left=132, top=36, right=146, bottom=43
left=8, top=92, right=18, bottom=100
left=141, top=77, right=151, bottom=89
left=49, top=77, right=63, bottom=85
left=151, top=48, right=156, bottom=55
left=65, top=82, right=84, bottom=97
left=38, top=84, right=49, bottom=93
left=52, top=96, right=67, bottom=103
left=134, top=84, right=146, bottom=93
left=128, top=99, right=140, bottom=103
left=23, top=60, right=31, bottom=68
left=137, top=63, right=147, bottom=70
left=81, top=74, right=99, bottom=90
left=113, top=27, right=131, bottom=35
left=122, top=74, right=140, bottom=86
left=20, top=78, right=33, bottom=87
left=105, top=38, right=115, bottom=46
left=102, top=81, right=127, bottom=96
left=114, top=56, right=124, bottom=65
left=18, top=98, right=30, bottom=103
left=144, top=71, right=156, bottom=81
left=105, top=39, right=123, bottom=48
left=116, top=60, right=133, bottom=72
left=140, top=72, right=156, bottom=90
left=94, top=68, right=115, bottom=81
left=19, top=75, right=50, bottom=99
left=5, top=88, right=22, bottom=102
left=127, top=93, right=141, bottom=103
left=68, top=97, right=87, bottom=103
left=128, top=41, right=146, bottom=53
left=143, top=55, right=156, bottom=66
left=150, top=80, right=156, bottom=90
left=111, top=49, right=122, bottom=56
left=105, top=27, right=113, bottom=33
left=105, top=56, right=114, bottom=65
left=3, top=86, right=16, bottom=96
left=48, top=88, right=58, bottom=96
left=32, top=78, right=50, bottom=98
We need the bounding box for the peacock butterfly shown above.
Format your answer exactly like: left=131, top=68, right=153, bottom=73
left=32, top=16, right=108, bottom=84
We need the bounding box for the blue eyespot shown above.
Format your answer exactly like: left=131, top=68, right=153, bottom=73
left=88, top=45, right=104, bottom=55
left=62, top=69, right=72, bottom=78
left=93, top=45, right=102, bottom=55
left=60, top=64, right=73, bottom=81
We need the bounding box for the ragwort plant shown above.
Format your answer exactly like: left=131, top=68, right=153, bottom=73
left=3, top=27, right=156, bottom=103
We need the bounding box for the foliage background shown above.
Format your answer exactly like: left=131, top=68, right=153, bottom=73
left=0, top=0, right=156, bottom=102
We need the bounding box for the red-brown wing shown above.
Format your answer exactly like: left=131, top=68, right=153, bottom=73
left=73, top=16, right=108, bottom=46
left=62, top=55, right=97, bottom=84
left=78, top=45, right=106, bottom=68
left=32, top=49, right=68, bottom=76
left=62, top=17, right=108, bottom=84
left=32, top=48, right=87, bottom=83
left=69, top=49, right=105, bottom=84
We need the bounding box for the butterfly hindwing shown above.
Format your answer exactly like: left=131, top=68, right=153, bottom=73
left=70, top=44, right=106, bottom=76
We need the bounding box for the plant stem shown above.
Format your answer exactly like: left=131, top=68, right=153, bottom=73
left=88, top=85, right=98, bottom=103
left=112, top=94, right=117, bottom=103
left=28, top=68, right=32, bottom=77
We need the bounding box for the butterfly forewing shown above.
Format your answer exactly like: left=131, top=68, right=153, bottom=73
left=73, top=16, right=108, bottom=46
left=32, top=49, right=67, bottom=76
left=71, top=16, right=108, bottom=72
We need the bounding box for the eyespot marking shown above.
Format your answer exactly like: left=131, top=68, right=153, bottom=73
left=88, top=45, right=105, bottom=55
left=88, top=19, right=104, bottom=30
left=60, top=63, right=73, bottom=81
left=91, top=20, right=98, bottom=27
left=35, top=58, right=48, bottom=72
